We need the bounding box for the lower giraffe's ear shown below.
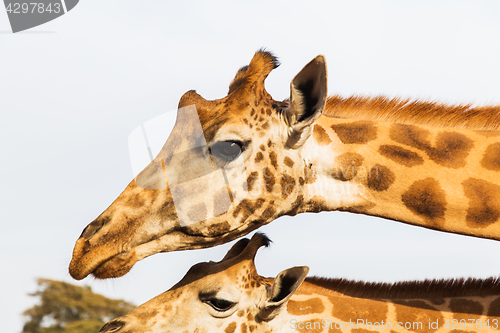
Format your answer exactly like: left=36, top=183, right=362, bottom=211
left=257, top=266, right=309, bottom=321
left=284, top=55, right=327, bottom=149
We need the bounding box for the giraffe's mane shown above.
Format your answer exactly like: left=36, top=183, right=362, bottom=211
left=324, top=95, right=500, bottom=131
left=304, top=276, right=500, bottom=299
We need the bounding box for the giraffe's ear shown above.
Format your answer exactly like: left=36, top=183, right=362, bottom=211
left=284, top=55, right=327, bottom=149
left=257, top=266, right=309, bottom=321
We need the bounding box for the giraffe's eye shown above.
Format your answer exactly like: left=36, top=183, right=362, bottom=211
left=204, top=298, right=236, bottom=312
left=210, top=141, right=243, bottom=162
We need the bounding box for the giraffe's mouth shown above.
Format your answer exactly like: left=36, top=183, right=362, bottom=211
left=68, top=238, right=140, bottom=280
left=69, top=230, right=231, bottom=280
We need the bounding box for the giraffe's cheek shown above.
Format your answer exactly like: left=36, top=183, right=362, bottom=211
left=169, top=170, right=232, bottom=227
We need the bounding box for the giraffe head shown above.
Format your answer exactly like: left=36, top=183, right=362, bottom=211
left=98, top=233, right=309, bottom=333
left=69, top=50, right=327, bottom=280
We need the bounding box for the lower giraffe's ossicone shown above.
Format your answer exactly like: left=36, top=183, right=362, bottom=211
left=99, top=233, right=500, bottom=333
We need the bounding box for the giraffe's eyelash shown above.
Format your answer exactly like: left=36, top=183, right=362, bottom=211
left=202, top=298, right=236, bottom=312
left=199, top=290, right=238, bottom=314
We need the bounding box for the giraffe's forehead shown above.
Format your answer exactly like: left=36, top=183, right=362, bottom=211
left=173, top=259, right=259, bottom=289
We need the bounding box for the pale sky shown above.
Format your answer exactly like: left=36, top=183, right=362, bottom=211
left=2, top=1, right=500, bottom=332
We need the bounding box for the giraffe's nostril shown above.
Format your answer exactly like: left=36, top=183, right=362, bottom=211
left=99, top=320, right=125, bottom=333
left=79, top=217, right=109, bottom=239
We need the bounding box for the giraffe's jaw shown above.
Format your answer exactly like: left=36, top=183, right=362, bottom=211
left=69, top=229, right=246, bottom=280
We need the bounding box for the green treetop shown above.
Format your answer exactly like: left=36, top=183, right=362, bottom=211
left=23, top=278, right=135, bottom=333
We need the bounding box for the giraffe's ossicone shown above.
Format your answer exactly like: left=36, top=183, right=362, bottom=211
left=99, top=233, right=500, bottom=333
left=70, top=50, right=500, bottom=280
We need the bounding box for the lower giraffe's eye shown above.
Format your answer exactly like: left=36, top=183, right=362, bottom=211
left=210, top=141, right=243, bottom=162
left=204, top=298, right=236, bottom=312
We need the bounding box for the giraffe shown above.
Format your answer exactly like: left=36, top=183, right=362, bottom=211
left=69, top=50, right=500, bottom=280
left=99, top=233, right=500, bottom=333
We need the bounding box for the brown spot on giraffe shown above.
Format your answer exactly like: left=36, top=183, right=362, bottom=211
left=313, top=124, right=332, bottom=145
left=259, top=144, right=266, bottom=151
left=269, top=151, right=278, bottom=170
left=281, top=173, right=296, bottom=198
left=287, top=297, right=325, bottom=315
left=401, top=178, right=447, bottom=226
left=284, top=156, right=294, bottom=168
left=254, top=151, right=264, bottom=163
left=308, top=196, right=328, bottom=213
left=260, top=205, right=276, bottom=221
left=331, top=121, right=377, bottom=144
left=463, top=178, right=500, bottom=228
left=206, top=221, right=231, bottom=236
left=378, top=144, right=424, bottom=167
left=449, top=298, right=483, bottom=321
left=481, top=142, right=500, bottom=171
left=267, top=139, right=272, bottom=147
left=331, top=152, right=364, bottom=181
left=391, top=124, right=474, bottom=168
left=289, top=194, right=304, bottom=216
left=224, top=321, right=237, bottom=333
left=261, top=121, right=270, bottom=130
left=240, top=323, right=248, bottom=333
left=233, top=198, right=254, bottom=219
left=367, top=164, right=395, bottom=192
left=487, top=297, right=500, bottom=316
left=263, top=168, right=276, bottom=193
left=247, top=172, right=259, bottom=191
left=254, top=198, right=266, bottom=210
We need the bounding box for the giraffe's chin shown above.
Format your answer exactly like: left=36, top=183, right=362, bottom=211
left=92, top=250, right=139, bottom=279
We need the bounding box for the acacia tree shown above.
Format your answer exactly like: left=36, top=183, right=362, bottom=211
left=23, top=279, right=135, bottom=333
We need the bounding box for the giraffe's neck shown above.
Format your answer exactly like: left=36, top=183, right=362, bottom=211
left=273, top=278, right=500, bottom=333
left=299, top=114, right=500, bottom=239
